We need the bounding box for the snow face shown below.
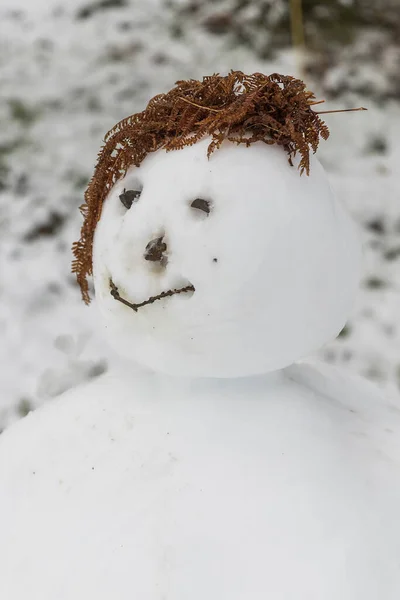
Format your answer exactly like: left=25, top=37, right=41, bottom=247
left=1, top=361, right=400, bottom=600
left=93, top=138, right=361, bottom=377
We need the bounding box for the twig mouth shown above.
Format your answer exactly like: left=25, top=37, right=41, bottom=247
left=109, top=279, right=195, bottom=312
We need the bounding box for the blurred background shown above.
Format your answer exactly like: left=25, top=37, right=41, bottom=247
left=0, top=0, right=399, bottom=429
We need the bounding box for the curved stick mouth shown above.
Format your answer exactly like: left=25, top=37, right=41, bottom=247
left=109, top=279, right=195, bottom=312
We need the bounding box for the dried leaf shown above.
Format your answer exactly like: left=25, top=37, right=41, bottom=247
left=73, top=71, right=329, bottom=303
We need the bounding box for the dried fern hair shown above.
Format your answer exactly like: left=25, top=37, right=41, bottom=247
left=72, top=70, right=329, bottom=303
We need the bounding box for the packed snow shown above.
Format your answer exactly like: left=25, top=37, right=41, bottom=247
left=1, top=92, right=400, bottom=597
left=94, top=139, right=360, bottom=377
left=1, top=360, right=400, bottom=599
left=1, top=0, right=400, bottom=427
left=1, top=0, right=400, bottom=597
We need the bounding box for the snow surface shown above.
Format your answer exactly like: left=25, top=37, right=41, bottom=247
left=94, top=138, right=361, bottom=377
left=1, top=0, right=400, bottom=427
left=1, top=360, right=400, bottom=599
left=1, top=2, right=399, bottom=597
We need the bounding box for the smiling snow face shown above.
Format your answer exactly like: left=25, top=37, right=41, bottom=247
left=93, top=137, right=361, bottom=378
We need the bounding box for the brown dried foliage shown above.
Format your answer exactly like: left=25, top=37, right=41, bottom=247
left=72, top=71, right=329, bottom=303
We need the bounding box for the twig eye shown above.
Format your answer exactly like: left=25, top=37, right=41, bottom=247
left=119, top=188, right=141, bottom=209
left=191, top=198, right=211, bottom=215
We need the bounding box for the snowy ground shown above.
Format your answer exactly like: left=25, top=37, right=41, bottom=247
left=0, top=0, right=399, bottom=429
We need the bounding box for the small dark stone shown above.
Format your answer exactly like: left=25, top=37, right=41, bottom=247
left=119, top=188, right=141, bottom=209
left=144, top=236, right=167, bottom=262
left=191, top=198, right=210, bottom=214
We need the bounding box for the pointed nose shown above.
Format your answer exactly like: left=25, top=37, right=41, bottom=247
left=144, top=236, right=167, bottom=262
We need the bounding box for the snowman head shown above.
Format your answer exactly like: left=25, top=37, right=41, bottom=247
left=73, top=72, right=361, bottom=377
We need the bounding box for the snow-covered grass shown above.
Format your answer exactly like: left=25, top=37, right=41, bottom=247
left=0, top=0, right=399, bottom=429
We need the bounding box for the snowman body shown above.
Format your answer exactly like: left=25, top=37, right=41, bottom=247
left=1, top=137, right=399, bottom=599
left=1, top=362, right=400, bottom=600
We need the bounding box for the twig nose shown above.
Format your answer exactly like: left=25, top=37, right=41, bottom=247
left=144, top=236, right=167, bottom=262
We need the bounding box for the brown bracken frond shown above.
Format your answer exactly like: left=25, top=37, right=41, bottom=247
left=73, top=71, right=330, bottom=303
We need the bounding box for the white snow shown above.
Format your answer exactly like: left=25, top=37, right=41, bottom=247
left=0, top=360, right=400, bottom=599
left=0, top=121, right=398, bottom=598
left=1, top=0, right=400, bottom=425
left=94, top=138, right=361, bottom=377
left=0, top=1, right=399, bottom=596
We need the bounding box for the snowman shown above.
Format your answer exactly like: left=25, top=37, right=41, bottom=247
left=1, top=72, right=400, bottom=600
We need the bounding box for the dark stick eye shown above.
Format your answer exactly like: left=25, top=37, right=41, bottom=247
left=191, top=198, right=211, bottom=215
left=119, top=188, right=141, bottom=209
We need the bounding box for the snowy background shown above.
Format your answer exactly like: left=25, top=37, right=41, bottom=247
left=0, top=0, right=399, bottom=430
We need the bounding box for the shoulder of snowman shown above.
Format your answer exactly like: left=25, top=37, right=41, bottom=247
left=285, top=359, right=400, bottom=457
left=284, top=359, right=392, bottom=411
left=0, top=369, right=144, bottom=473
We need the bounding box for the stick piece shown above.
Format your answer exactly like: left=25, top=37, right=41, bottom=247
left=110, top=280, right=195, bottom=312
